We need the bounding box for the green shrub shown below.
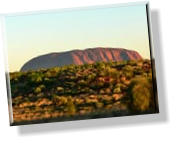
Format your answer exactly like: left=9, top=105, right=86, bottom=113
left=57, top=86, right=64, bottom=92
left=67, top=96, right=76, bottom=115
left=113, top=87, right=121, bottom=94
left=34, top=87, right=42, bottom=94
left=128, top=77, right=153, bottom=112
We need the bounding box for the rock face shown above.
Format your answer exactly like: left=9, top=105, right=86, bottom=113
left=20, top=47, right=142, bottom=71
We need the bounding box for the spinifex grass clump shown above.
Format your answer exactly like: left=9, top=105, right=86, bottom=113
left=10, top=59, right=157, bottom=124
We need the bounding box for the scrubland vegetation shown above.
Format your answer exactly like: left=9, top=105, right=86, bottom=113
left=9, top=60, right=158, bottom=124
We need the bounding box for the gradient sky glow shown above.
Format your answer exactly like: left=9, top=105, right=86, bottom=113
left=5, top=4, right=150, bottom=72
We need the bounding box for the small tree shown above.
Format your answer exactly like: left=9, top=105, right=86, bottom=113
left=67, top=96, right=76, bottom=115
left=127, top=77, right=153, bottom=112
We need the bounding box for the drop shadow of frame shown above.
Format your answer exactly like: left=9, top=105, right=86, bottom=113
left=17, top=10, right=168, bottom=135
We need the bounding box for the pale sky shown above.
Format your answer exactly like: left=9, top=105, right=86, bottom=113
left=5, top=3, right=150, bottom=72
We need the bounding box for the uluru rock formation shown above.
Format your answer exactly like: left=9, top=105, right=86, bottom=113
left=20, top=47, right=142, bottom=71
